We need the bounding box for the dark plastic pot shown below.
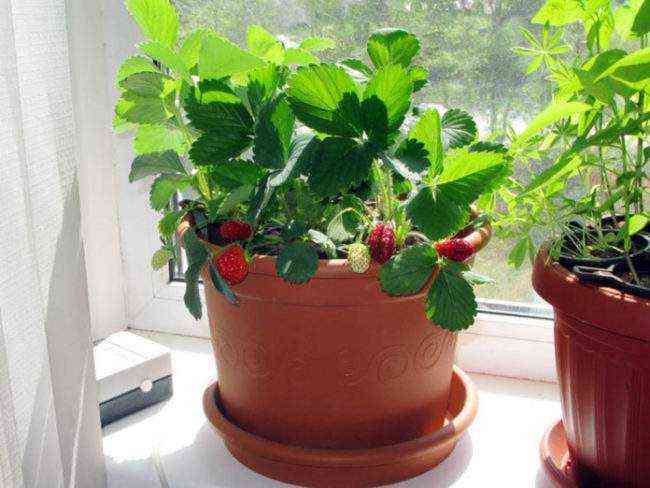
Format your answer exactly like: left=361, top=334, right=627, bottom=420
left=573, top=258, right=650, bottom=298
left=534, top=250, right=650, bottom=487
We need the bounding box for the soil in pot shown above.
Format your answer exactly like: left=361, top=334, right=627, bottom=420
left=558, top=221, right=650, bottom=268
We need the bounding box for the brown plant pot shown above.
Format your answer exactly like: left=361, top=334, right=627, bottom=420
left=179, top=221, right=489, bottom=486
left=533, top=250, right=650, bottom=487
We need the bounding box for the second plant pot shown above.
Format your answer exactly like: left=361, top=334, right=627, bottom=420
left=534, top=250, right=650, bottom=487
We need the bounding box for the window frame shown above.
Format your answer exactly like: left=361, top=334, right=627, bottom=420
left=102, top=1, right=557, bottom=383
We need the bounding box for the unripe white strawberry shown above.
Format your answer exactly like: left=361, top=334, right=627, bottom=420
left=347, top=243, right=371, bottom=274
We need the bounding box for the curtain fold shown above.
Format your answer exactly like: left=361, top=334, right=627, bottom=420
left=0, top=0, right=105, bottom=487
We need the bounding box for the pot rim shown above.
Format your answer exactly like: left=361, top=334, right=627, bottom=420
left=179, top=218, right=492, bottom=280
left=532, top=248, right=650, bottom=342
left=202, top=365, right=477, bottom=468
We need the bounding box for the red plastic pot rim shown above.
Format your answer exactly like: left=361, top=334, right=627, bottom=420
left=533, top=249, right=650, bottom=342
left=202, top=366, right=478, bottom=469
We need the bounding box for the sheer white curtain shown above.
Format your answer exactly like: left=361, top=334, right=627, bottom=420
left=0, top=0, right=105, bottom=487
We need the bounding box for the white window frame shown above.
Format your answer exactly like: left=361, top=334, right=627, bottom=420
left=97, top=1, right=557, bottom=383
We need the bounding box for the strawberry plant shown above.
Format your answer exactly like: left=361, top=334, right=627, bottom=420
left=117, top=0, right=510, bottom=331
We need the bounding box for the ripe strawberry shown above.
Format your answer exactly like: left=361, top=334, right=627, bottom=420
left=215, top=245, right=248, bottom=285
left=347, top=243, right=371, bottom=273
left=368, top=223, right=396, bottom=264
left=435, top=239, right=475, bottom=262
left=219, top=220, right=252, bottom=241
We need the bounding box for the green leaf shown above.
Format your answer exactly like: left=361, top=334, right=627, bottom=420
left=119, top=72, right=168, bottom=97
left=287, top=64, right=362, bottom=137
left=134, top=124, right=186, bottom=155
left=519, top=153, right=583, bottom=197
left=283, top=48, right=319, bottom=66
left=626, top=214, right=649, bottom=237
left=267, top=135, right=314, bottom=187
left=409, top=65, right=428, bottom=91
left=326, top=198, right=365, bottom=242
left=508, top=237, right=530, bottom=268
left=394, top=138, right=429, bottom=174
left=595, top=47, right=650, bottom=90
left=632, top=0, right=650, bottom=36
left=532, top=0, right=584, bottom=26
left=363, top=64, right=413, bottom=130
left=205, top=160, right=266, bottom=190
left=151, top=248, right=174, bottom=270
left=189, top=130, right=253, bottom=166
left=184, top=80, right=254, bottom=134
left=115, top=91, right=171, bottom=124
left=179, top=29, right=207, bottom=69
left=408, top=109, right=444, bottom=174
left=441, top=109, right=477, bottom=150
left=208, top=263, right=238, bottom=305
left=182, top=228, right=208, bottom=319
left=426, top=262, right=477, bottom=331
left=199, top=32, right=266, bottom=80
left=116, top=56, right=158, bottom=85
left=407, top=150, right=509, bottom=240
left=340, top=58, right=374, bottom=78
left=300, top=37, right=335, bottom=52
left=246, top=64, right=282, bottom=114
left=125, top=0, right=179, bottom=47
left=359, top=96, right=390, bottom=148
left=514, top=101, right=592, bottom=147
left=216, top=185, right=253, bottom=216
left=306, top=138, right=375, bottom=197
left=574, top=68, right=614, bottom=104
left=367, top=29, right=420, bottom=68
left=158, top=209, right=186, bottom=239
left=247, top=25, right=285, bottom=63
left=307, top=229, right=337, bottom=258
left=246, top=173, right=276, bottom=224
left=253, top=95, right=295, bottom=168
left=461, top=270, right=495, bottom=286
left=583, top=49, right=636, bottom=98
left=276, top=241, right=319, bottom=284
left=139, top=41, right=192, bottom=83
left=438, top=149, right=509, bottom=192
left=379, top=244, right=438, bottom=296
left=149, top=174, right=191, bottom=210
left=129, top=150, right=186, bottom=182
left=614, top=0, right=645, bottom=39
left=407, top=186, right=470, bottom=241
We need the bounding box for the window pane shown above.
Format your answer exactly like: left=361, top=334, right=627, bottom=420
left=171, top=0, right=555, bottom=317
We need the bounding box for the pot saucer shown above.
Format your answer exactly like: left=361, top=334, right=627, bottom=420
left=540, top=420, right=579, bottom=488
left=203, top=366, right=478, bottom=488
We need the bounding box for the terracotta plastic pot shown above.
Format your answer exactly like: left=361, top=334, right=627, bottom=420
left=179, top=221, right=489, bottom=486
left=533, top=250, right=650, bottom=487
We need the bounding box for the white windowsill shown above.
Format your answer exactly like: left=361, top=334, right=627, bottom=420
left=103, top=331, right=560, bottom=488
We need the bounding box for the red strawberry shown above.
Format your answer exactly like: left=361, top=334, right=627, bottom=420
left=215, top=245, right=249, bottom=285
left=368, top=223, right=396, bottom=264
left=219, top=220, right=252, bottom=241
left=435, top=239, right=475, bottom=262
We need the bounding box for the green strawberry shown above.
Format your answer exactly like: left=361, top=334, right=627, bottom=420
left=347, top=243, right=371, bottom=274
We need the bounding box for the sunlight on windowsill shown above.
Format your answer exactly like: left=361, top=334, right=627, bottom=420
left=103, top=331, right=560, bottom=488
